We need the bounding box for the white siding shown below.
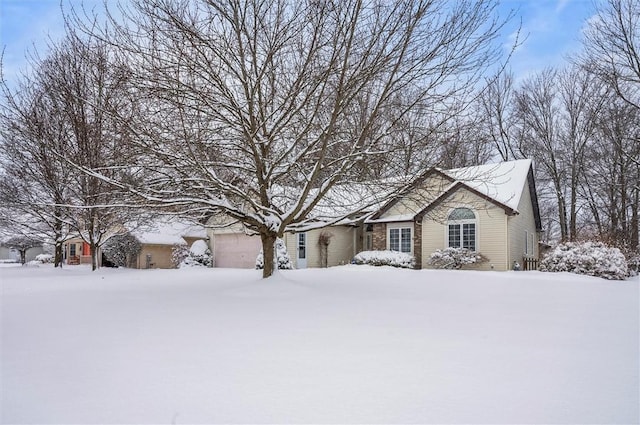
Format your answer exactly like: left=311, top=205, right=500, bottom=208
left=507, top=177, right=539, bottom=267
left=284, top=226, right=357, bottom=268
left=421, top=188, right=509, bottom=270
left=380, top=175, right=452, bottom=219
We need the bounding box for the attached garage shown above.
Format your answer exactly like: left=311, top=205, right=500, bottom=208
left=212, top=233, right=262, bottom=268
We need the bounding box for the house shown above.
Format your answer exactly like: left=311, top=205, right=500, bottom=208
left=364, top=159, right=541, bottom=270
left=206, top=221, right=263, bottom=269
left=64, top=238, right=93, bottom=265
left=64, top=217, right=208, bottom=269
left=129, top=218, right=207, bottom=269
left=208, top=159, right=541, bottom=271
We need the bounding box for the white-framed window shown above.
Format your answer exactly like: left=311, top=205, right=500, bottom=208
left=447, top=208, right=477, bottom=251
left=297, top=233, right=306, bottom=259
left=524, top=230, right=535, bottom=256
left=388, top=226, right=412, bottom=253
left=529, top=232, right=535, bottom=256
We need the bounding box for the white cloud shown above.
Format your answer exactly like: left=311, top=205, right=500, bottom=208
left=555, top=0, right=572, bottom=14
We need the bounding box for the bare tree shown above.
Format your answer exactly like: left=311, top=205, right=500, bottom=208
left=512, top=66, right=606, bottom=242
left=575, top=0, right=639, bottom=250
left=513, top=68, right=570, bottom=240
left=0, top=63, right=71, bottom=267
left=557, top=66, right=608, bottom=240
left=581, top=94, right=640, bottom=251
left=478, top=71, right=520, bottom=161
left=69, top=0, right=508, bottom=277
left=1, top=28, right=140, bottom=270
left=432, top=113, right=495, bottom=169
left=581, top=0, right=640, bottom=111
left=42, top=31, right=139, bottom=270
left=2, top=235, right=43, bottom=265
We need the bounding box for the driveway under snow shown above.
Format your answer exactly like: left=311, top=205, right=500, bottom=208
left=1, top=265, right=638, bottom=424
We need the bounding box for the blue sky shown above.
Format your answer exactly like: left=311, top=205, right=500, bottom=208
left=1, top=0, right=596, bottom=87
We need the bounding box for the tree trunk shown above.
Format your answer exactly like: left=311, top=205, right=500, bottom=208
left=260, top=232, right=277, bottom=279
left=556, top=186, right=569, bottom=242
left=54, top=209, right=64, bottom=267
left=90, top=243, right=98, bottom=271
left=569, top=168, right=578, bottom=241
left=631, top=189, right=639, bottom=251
left=54, top=217, right=64, bottom=267
left=54, top=241, right=64, bottom=268
left=320, top=244, right=328, bottom=268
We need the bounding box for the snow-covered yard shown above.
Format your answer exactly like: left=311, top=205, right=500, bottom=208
left=1, top=264, right=638, bottom=424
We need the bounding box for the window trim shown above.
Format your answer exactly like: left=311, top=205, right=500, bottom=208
left=297, top=232, right=306, bottom=259
left=387, top=222, right=413, bottom=254
left=446, top=208, right=478, bottom=251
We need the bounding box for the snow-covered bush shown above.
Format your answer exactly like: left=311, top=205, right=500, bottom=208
left=180, top=240, right=212, bottom=268
left=256, top=238, right=293, bottom=270
left=171, top=243, right=189, bottom=268
left=34, top=253, right=53, bottom=263
left=352, top=250, right=415, bottom=269
left=102, top=233, right=142, bottom=268
left=539, top=241, right=628, bottom=280
left=626, top=252, right=639, bottom=276
left=428, top=247, right=487, bottom=270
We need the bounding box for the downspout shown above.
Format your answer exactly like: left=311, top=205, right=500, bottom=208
left=352, top=226, right=357, bottom=259
left=505, top=215, right=510, bottom=271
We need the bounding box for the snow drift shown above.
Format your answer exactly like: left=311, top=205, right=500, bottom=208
left=1, top=264, right=638, bottom=424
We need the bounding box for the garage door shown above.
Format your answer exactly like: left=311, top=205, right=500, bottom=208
left=213, top=233, right=262, bottom=268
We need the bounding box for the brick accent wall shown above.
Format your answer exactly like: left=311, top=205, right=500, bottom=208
left=372, top=223, right=386, bottom=250
left=371, top=221, right=422, bottom=269
left=413, top=220, right=422, bottom=269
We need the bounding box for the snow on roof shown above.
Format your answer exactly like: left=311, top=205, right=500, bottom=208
left=366, top=213, right=415, bottom=224
left=294, top=159, right=532, bottom=228
left=445, top=159, right=532, bottom=211
left=131, top=217, right=207, bottom=246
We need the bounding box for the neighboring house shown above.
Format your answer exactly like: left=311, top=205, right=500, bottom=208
left=64, top=238, right=94, bottom=265
left=64, top=218, right=208, bottom=269
left=209, top=159, right=542, bottom=271
left=130, top=218, right=208, bottom=269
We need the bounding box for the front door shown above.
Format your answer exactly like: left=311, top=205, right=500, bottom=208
left=297, top=233, right=307, bottom=269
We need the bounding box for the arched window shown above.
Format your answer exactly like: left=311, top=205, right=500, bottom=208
left=448, top=208, right=476, bottom=251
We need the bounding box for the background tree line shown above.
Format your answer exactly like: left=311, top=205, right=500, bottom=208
left=477, top=0, right=639, bottom=257
left=0, top=0, right=638, bottom=275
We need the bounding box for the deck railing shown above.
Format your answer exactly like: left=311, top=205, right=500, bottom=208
left=522, top=257, right=539, bottom=271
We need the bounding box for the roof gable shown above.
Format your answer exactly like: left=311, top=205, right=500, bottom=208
left=415, top=181, right=518, bottom=220
left=367, top=159, right=534, bottom=223
left=444, top=159, right=532, bottom=212
left=368, top=168, right=455, bottom=221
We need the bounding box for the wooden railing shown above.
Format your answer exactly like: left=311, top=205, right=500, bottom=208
left=522, top=257, right=539, bottom=271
